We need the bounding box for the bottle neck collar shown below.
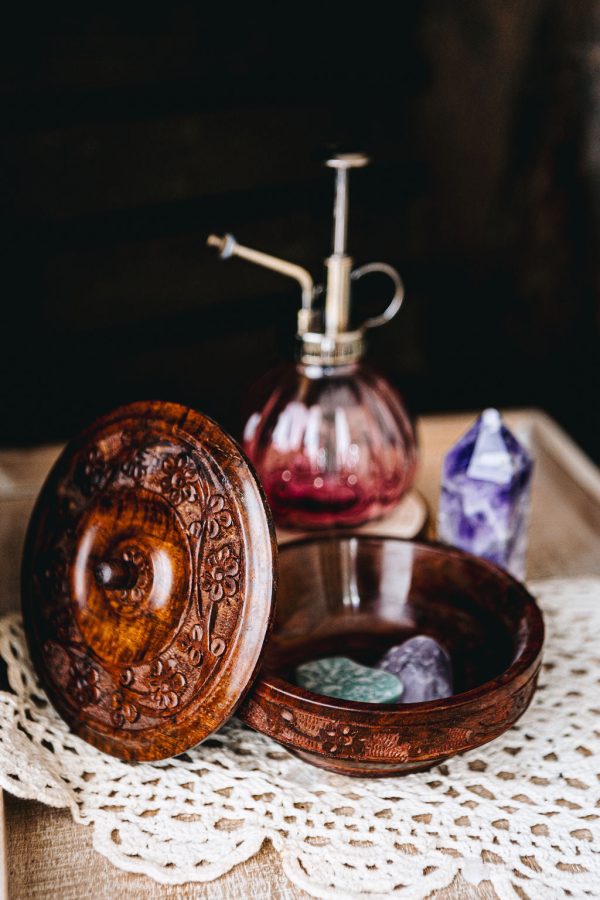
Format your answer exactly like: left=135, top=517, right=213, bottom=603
left=297, top=330, right=365, bottom=367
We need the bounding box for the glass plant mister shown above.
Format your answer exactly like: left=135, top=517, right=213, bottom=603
left=207, top=154, right=416, bottom=528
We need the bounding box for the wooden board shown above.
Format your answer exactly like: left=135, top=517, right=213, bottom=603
left=1, top=409, right=599, bottom=898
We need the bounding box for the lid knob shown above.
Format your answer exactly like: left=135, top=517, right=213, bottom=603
left=93, top=557, right=139, bottom=591
left=21, top=401, right=277, bottom=762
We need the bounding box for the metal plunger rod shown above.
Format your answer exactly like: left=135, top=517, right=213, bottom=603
left=332, top=167, right=349, bottom=255
left=206, top=153, right=371, bottom=344
left=326, top=153, right=369, bottom=257
left=324, top=153, right=369, bottom=335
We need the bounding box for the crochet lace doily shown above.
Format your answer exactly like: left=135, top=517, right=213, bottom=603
left=0, top=577, right=599, bottom=899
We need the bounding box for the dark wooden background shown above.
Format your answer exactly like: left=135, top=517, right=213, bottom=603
left=2, top=2, right=599, bottom=460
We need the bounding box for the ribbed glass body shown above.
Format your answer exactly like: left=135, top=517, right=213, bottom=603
left=242, top=361, right=417, bottom=529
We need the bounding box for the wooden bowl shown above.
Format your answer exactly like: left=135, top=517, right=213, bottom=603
left=240, top=536, right=544, bottom=776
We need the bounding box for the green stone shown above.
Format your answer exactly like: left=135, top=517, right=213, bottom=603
left=295, top=656, right=404, bottom=703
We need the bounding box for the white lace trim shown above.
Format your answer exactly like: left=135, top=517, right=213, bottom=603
left=0, top=577, right=599, bottom=899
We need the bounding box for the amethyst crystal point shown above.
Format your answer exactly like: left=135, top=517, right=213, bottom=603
left=377, top=636, right=453, bottom=702
left=438, top=408, right=533, bottom=579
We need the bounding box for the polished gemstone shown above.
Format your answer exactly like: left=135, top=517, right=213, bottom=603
left=376, top=636, right=453, bottom=702
left=295, top=656, right=403, bottom=703
left=438, top=408, right=533, bottom=579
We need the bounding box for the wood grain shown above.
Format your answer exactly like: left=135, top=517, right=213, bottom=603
left=2, top=409, right=599, bottom=898
left=242, top=537, right=543, bottom=776
left=21, top=400, right=277, bottom=762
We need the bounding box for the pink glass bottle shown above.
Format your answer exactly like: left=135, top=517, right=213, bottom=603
left=208, top=153, right=417, bottom=529
left=242, top=360, right=415, bottom=528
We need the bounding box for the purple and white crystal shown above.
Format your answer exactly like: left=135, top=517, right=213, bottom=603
left=438, top=408, right=533, bottom=579
left=377, top=636, right=453, bottom=702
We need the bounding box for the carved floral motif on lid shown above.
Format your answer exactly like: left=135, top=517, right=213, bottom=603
left=206, top=494, right=233, bottom=538
left=179, top=625, right=204, bottom=667
left=148, top=659, right=187, bottom=710
left=69, top=658, right=101, bottom=706
left=111, top=691, right=139, bottom=727
left=25, top=417, right=247, bottom=745
left=159, top=452, right=199, bottom=505
left=202, top=545, right=240, bottom=603
left=76, top=446, right=114, bottom=496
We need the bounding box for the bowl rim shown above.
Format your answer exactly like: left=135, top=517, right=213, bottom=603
left=254, top=534, right=545, bottom=717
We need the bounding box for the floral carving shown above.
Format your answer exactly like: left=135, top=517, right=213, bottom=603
left=268, top=706, right=297, bottom=733
left=121, top=446, right=151, bottom=482
left=262, top=704, right=301, bottom=737
left=202, top=545, right=239, bottom=602
left=255, top=704, right=367, bottom=756
left=111, top=691, right=139, bottom=727
left=119, top=668, right=134, bottom=687
left=259, top=705, right=366, bottom=756
left=69, top=658, right=101, bottom=706
left=317, top=723, right=367, bottom=755
left=280, top=708, right=296, bottom=726
left=179, top=624, right=204, bottom=667
left=159, top=453, right=199, bottom=505
left=78, top=446, right=112, bottom=496
left=149, top=659, right=186, bottom=710
left=188, top=495, right=233, bottom=540
left=206, top=494, right=233, bottom=538
left=210, top=638, right=226, bottom=657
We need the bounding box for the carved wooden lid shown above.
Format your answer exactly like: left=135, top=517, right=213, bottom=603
left=21, top=401, right=277, bottom=762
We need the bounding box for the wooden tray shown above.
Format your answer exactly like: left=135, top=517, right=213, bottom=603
left=1, top=408, right=599, bottom=898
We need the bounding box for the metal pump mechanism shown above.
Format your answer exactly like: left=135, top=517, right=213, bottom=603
left=207, top=153, right=404, bottom=366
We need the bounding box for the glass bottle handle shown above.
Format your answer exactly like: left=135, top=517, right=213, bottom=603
left=350, top=262, right=405, bottom=330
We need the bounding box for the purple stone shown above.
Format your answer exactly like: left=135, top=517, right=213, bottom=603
left=438, top=408, right=533, bottom=580
left=377, top=636, right=453, bottom=702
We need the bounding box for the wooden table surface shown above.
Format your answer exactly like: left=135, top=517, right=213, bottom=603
left=2, top=409, right=600, bottom=899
